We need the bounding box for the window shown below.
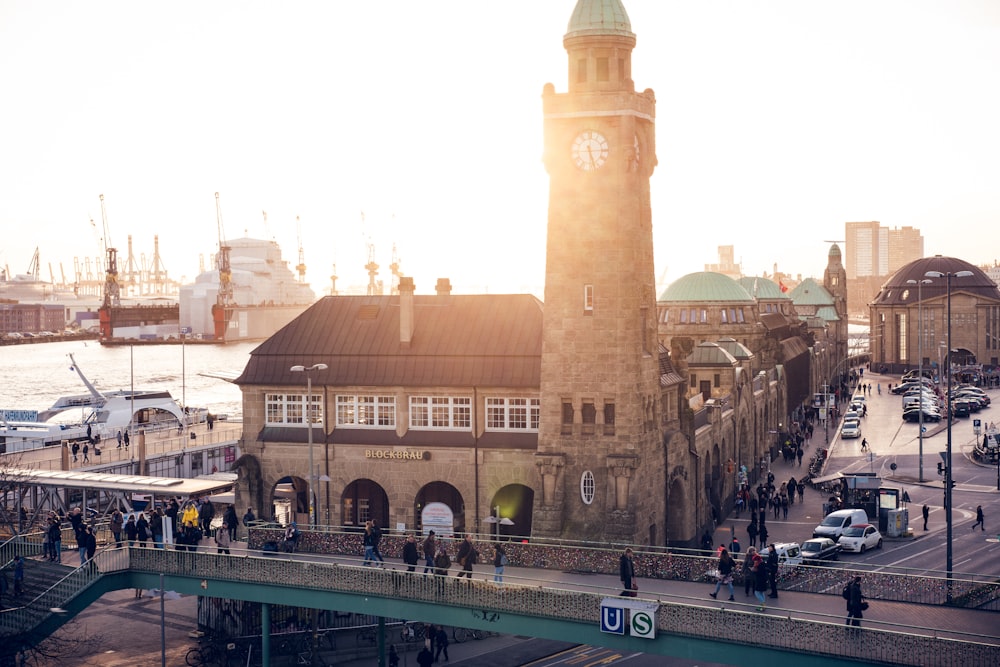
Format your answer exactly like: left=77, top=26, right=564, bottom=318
left=596, top=57, right=609, bottom=81
left=580, top=471, right=595, bottom=505
left=410, top=396, right=471, bottom=430
left=265, top=393, right=322, bottom=426
left=582, top=402, right=596, bottom=435
left=714, top=373, right=721, bottom=388
left=603, top=402, right=615, bottom=436
left=699, top=309, right=708, bottom=323
left=737, top=308, right=745, bottom=323
left=680, top=309, right=689, bottom=323
left=336, top=395, right=396, bottom=427
left=486, top=397, right=540, bottom=431
left=584, top=284, right=594, bottom=313
left=721, top=309, right=728, bottom=323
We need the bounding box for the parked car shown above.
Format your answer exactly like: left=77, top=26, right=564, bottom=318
left=838, top=524, right=883, bottom=553
left=800, top=537, right=841, bottom=563
left=902, top=407, right=941, bottom=423
left=951, top=400, right=972, bottom=418
left=770, top=542, right=803, bottom=566
left=813, top=508, right=869, bottom=540
left=841, top=419, right=862, bottom=439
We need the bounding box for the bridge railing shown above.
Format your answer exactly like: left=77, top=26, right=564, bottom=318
left=247, top=526, right=1000, bottom=609
left=120, top=546, right=999, bottom=667
left=4, top=544, right=1000, bottom=667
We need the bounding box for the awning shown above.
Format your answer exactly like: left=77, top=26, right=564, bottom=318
left=809, top=472, right=844, bottom=485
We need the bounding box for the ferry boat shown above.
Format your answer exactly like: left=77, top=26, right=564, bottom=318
left=0, top=353, right=194, bottom=453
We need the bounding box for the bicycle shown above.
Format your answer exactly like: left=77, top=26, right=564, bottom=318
left=185, top=636, right=240, bottom=667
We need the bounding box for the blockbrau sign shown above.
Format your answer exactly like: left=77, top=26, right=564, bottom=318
left=600, top=597, right=657, bottom=639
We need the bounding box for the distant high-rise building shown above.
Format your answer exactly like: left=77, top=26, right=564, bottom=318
left=844, top=221, right=923, bottom=317
left=704, top=245, right=742, bottom=279
left=887, top=226, right=924, bottom=273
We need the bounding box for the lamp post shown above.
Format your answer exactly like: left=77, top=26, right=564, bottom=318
left=925, top=269, right=972, bottom=602
left=482, top=505, right=514, bottom=541
left=906, top=278, right=932, bottom=481
left=291, top=363, right=328, bottom=527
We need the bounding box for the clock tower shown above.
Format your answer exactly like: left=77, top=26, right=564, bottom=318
left=534, top=0, right=664, bottom=544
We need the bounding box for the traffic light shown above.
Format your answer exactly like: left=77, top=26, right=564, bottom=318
left=937, top=461, right=944, bottom=475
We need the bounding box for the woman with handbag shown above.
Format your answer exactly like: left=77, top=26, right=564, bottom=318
left=709, top=547, right=736, bottom=601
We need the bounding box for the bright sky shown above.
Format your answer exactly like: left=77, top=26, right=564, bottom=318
left=2, top=1, right=999, bottom=298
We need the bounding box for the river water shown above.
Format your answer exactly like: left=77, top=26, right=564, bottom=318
left=0, top=339, right=256, bottom=418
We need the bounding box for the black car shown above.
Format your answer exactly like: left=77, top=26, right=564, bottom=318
left=951, top=400, right=972, bottom=418
left=800, top=538, right=841, bottom=563
left=902, top=407, right=941, bottom=423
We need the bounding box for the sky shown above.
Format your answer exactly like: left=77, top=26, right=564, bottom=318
left=2, top=0, right=999, bottom=299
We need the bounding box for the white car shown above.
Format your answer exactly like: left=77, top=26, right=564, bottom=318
left=841, top=419, right=862, bottom=439
left=838, top=524, right=883, bottom=553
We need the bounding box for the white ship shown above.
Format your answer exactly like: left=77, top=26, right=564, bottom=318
left=179, top=236, right=316, bottom=342
left=0, top=354, right=193, bottom=452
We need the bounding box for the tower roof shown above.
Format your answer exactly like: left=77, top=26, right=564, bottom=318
left=871, top=255, right=1000, bottom=306
left=566, top=0, right=634, bottom=39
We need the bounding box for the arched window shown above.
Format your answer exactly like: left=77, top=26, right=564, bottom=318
left=580, top=471, right=595, bottom=505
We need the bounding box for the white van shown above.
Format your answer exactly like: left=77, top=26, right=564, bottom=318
left=813, top=508, right=869, bottom=540
left=770, top=542, right=803, bottom=566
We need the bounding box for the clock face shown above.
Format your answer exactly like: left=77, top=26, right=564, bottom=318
left=572, top=131, right=609, bottom=171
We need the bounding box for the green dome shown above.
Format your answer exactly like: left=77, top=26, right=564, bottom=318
left=788, top=277, right=834, bottom=306
left=737, top=276, right=788, bottom=300
left=566, top=0, right=633, bottom=39
left=660, top=272, right=755, bottom=303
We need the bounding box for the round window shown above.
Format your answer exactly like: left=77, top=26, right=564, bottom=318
left=580, top=470, right=595, bottom=505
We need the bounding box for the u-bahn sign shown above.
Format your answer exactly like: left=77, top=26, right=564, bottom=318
left=600, top=597, right=657, bottom=639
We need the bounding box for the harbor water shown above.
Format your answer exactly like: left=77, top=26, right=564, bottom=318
left=0, top=339, right=255, bottom=418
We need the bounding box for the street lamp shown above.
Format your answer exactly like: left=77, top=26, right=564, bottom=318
left=482, top=505, right=514, bottom=541
left=291, top=363, right=328, bottom=527
left=906, top=278, right=932, bottom=482
left=924, top=268, right=972, bottom=602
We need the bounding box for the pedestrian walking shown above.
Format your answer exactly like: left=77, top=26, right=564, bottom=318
left=71, top=442, right=79, bottom=462
left=111, top=509, right=124, bottom=548
left=422, top=530, right=437, bottom=574
left=84, top=526, right=97, bottom=563
left=845, top=576, right=866, bottom=627
left=922, top=504, right=930, bottom=531
left=416, top=646, right=434, bottom=667
left=619, top=547, right=637, bottom=597
left=76, top=524, right=89, bottom=565
left=972, top=505, right=985, bottom=531
left=116, top=429, right=123, bottom=449
left=758, top=523, right=768, bottom=547
left=371, top=520, right=386, bottom=566
left=215, top=521, right=232, bottom=554
left=403, top=534, right=419, bottom=573
left=48, top=517, right=62, bottom=562
left=493, top=543, right=507, bottom=584
left=363, top=521, right=377, bottom=566
left=751, top=549, right=768, bottom=611
left=746, top=520, right=758, bottom=549
left=82, top=442, right=90, bottom=462
left=124, top=515, right=138, bottom=546
left=224, top=504, right=239, bottom=541
left=434, top=626, right=450, bottom=662
left=455, top=534, right=476, bottom=579
left=13, top=556, right=24, bottom=598
left=123, top=430, right=130, bottom=449
left=708, top=547, right=736, bottom=601
left=742, top=548, right=756, bottom=597
left=136, top=512, right=150, bottom=547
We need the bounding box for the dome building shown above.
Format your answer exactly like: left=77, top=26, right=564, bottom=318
left=869, top=256, right=1000, bottom=375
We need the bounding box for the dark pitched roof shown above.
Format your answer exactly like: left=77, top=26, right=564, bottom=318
left=235, top=294, right=544, bottom=388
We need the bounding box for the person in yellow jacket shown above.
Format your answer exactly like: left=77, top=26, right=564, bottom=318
left=181, top=503, right=199, bottom=528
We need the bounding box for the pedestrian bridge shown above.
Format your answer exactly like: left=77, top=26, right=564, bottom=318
left=2, top=543, right=998, bottom=667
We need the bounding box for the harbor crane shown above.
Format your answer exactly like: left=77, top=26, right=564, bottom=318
left=215, top=192, right=233, bottom=308
left=295, top=216, right=307, bottom=283
left=389, top=243, right=402, bottom=295
left=99, top=194, right=121, bottom=309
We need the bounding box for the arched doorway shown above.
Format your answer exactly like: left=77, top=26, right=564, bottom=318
left=341, top=479, right=389, bottom=531
left=415, top=482, right=464, bottom=536
left=272, top=475, right=308, bottom=526
left=666, top=477, right=689, bottom=546
left=488, top=484, right=534, bottom=541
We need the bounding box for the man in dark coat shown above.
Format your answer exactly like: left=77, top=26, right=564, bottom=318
left=845, top=576, right=865, bottom=626
left=766, top=544, right=780, bottom=598
left=619, top=547, right=636, bottom=596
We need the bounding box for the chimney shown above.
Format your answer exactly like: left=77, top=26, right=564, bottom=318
left=435, top=278, right=452, bottom=296
left=399, top=276, right=415, bottom=347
